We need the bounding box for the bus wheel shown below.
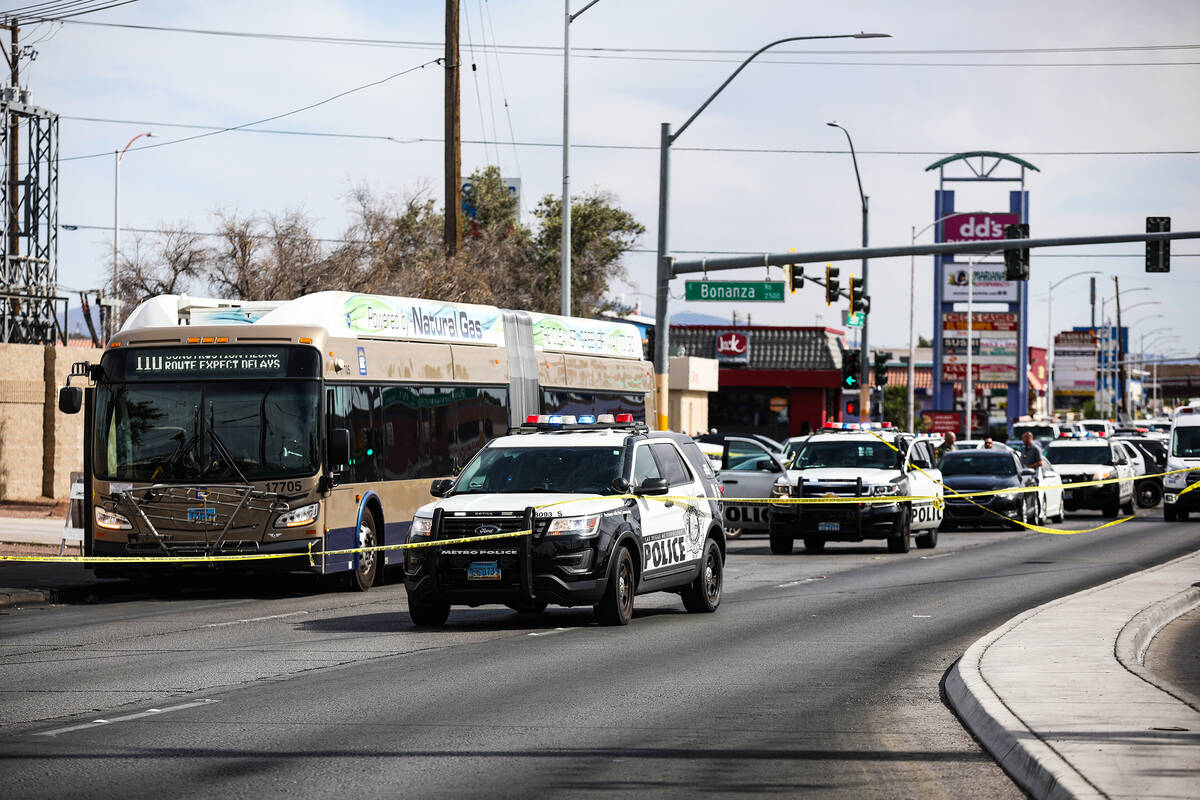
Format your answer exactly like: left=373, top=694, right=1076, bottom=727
left=346, top=513, right=379, bottom=592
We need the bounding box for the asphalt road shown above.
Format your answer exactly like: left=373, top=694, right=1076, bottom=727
left=2, top=512, right=1198, bottom=799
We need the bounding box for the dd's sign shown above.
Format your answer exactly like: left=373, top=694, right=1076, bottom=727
left=942, top=213, right=1020, bottom=247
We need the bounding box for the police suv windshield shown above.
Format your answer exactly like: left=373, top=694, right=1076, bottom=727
left=1044, top=444, right=1112, bottom=465
left=789, top=440, right=898, bottom=470
left=454, top=445, right=624, bottom=495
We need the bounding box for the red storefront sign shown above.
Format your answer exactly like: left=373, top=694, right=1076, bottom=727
left=922, top=410, right=988, bottom=435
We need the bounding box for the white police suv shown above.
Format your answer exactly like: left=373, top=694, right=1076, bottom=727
left=403, top=414, right=725, bottom=626
left=767, top=423, right=944, bottom=554
left=1043, top=438, right=1136, bottom=517
left=1163, top=407, right=1200, bottom=521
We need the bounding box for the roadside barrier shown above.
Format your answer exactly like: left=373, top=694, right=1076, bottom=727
left=1, top=463, right=1194, bottom=564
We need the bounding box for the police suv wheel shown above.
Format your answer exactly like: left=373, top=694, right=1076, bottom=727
left=596, top=547, right=635, bottom=626
left=915, top=526, right=938, bottom=549
left=408, top=593, right=450, bottom=627
left=1137, top=480, right=1162, bottom=509
left=1121, top=497, right=1135, bottom=515
left=887, top=508, right=911, bottom=553
left=769, top=529, right=794, bottom=555
left=682, top=539, right=722, bottom=614
left=802, top=537, right=825, bottom=553
left=725, top=528, right=743, bottom=540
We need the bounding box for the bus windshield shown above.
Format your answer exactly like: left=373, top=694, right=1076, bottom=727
left=95, top=381, right=321, bottom=482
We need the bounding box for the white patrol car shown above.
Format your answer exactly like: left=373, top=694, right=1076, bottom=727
left=402, top=414, right=725, bottom=626
left=1163, top=407, right=1200, bottom=521
left=767, top=423, right=944, bottom=554
left=1042, top=438, right=1136, bottom=517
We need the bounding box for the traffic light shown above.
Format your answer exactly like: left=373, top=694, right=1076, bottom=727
left=825, top=265, right=840, bottom=305
left=874, top=351, right=889, bottom=387
left=1003, top=223, right=1030, bottom=280
left=1146, top=216, right=1170, bottom=272
left=849, top=275, right=866, bottom=313
left=842, top=348, right=860, bottom=390
left=788, top=263, right=804, bottom=293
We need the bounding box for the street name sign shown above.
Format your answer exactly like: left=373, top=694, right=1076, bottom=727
left=685, top=280, right=785, bottom=302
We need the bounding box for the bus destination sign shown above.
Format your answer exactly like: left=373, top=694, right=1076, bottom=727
left=109, top=345, right=319, bottom=380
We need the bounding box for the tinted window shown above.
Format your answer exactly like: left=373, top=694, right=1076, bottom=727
left=633, top=446, right=663, bottom=485
left=380, top=385, right=508, bottom=480
left=652, top=443, right=693, bottom=487
left=940, top=453, right=1018, bottom=476
left=328, top=385, right=381, bottom=482
left=792, top=440, right=897, bottom=470
left=1044, top=445, right=1113, bottom=465
left=541, top=389, right=645, bottom=421
left=725, top=439, right=772, bottom=471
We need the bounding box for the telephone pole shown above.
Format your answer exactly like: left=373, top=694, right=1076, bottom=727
left=4, top=20, right=17, bottom=269
left=443, top=0, right=461, bottom=255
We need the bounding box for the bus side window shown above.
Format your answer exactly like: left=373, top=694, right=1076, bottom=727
left=328, top=385, right=380, bottom=483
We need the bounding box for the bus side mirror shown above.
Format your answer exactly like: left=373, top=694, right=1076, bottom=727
left=58, top=386, right=82, bottom=414
left=329, top=427, right=350, bottom=468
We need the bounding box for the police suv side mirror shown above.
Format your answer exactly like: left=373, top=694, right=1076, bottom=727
left=1020, top=468, right=1036, bottom=479
left=329, top=427, right=351, bottom=468
left=430, top=478, right=454, bottom=498
left=611, top=477, right=632, bottom=494
left=635, top=477, right=669, bottom=496
left=58, top=386, right=82, bottom=414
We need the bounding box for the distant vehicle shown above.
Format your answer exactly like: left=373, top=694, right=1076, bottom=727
left=707, top=436, right=789, bottom=539
left=769, top=424, right=943, bottom=554
left=956, top=439, right=1015, bottom=452
left=939, top=449, right=1047, bottom=530
left=1043, top=440, right=1136, bottom=517
left=1078, top=419, right=1116, bottom=438
left=1162, top=408, right=1200, bottom=521
left=1113, top=436, right=1165, bottom=508
left=1011, top=421, right=1064, bottom=443
left=696, top=432, right=784, bottom=453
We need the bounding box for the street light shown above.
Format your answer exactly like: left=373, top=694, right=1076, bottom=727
left=113, top=130, right=155, bottom=340
left=826, top=121, right=871, bottom=420
left=561, top=0, right=602, bottom=316
left=652, top=31, right=890, bottom=430
left=1046, top=270, right=1101, bottom=418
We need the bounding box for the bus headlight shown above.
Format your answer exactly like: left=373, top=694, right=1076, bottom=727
left=546, top=515, right=601, bottom=537
left=274, top=502, right=319, bottom=528
left=95, top=507, right=132, bottom=530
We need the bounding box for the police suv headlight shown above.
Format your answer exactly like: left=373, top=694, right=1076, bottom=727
left=95, top=507, right=132, bottom=530
left=545, top=515, right=601, bottom=537
left=408, top=515, right=434, bottom=539
left=771, top=480, right=792, bottom=497
left=1092, top=469, right=1116, bottom=482
left=869, top=484, right=901, bottom=496
left=273, top=502, right=319, bottom=528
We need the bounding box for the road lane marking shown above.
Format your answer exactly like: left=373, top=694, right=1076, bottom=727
left=528, top=628, right=571, bottom=637
left=919, top=552, right=955, bottom=560
left=205, top=611, right=310, bottom=628
left=34, top=699, right=218, bottom=737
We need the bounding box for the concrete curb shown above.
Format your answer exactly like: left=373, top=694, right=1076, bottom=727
left=945, top=549, right=1200, bottom=800
left=1115, top=582, right=1200, bottom=711
left=0, top=588, right=57, bottom=610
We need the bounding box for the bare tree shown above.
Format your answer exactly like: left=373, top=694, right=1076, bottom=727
left=113, top=225, right=208, bottom=324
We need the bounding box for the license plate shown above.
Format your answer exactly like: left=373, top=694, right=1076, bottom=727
left=1063, top=490, right=1074, bottom=499
left=818, top=522, right=840, bottom=532
left=467, top=561, right=501, bottom=580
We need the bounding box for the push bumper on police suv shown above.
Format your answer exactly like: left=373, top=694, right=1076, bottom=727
left=768, top=478, right=903, bottom=541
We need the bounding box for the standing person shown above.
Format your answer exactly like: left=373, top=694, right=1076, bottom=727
left=982, top=436, right=995, bottom=449
left=1020, top=431, right=1045, bottom=472
left=936, top=430, right=957, bottom=464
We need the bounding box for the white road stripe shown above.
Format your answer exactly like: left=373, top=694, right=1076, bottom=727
left=527, top=628, right=570, bottom=637
left=205, top=611, right=310, bottom=628
left=34, top=699, right=218, bottom=737
left=777, top=576, right=826, bottom=588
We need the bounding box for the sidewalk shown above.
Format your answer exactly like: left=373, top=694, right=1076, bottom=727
left=947, top=550, right=1200, bottom=800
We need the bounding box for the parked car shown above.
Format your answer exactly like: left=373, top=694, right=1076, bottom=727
left=939, top=449, right=1044, bottom=530
left=707, top=436, right=789, bottom=539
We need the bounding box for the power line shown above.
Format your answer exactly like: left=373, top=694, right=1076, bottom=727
left=2, top=0, right=137, bottom=21
left=29, top=17, right=1200, bottom=60
left=58, top=116, right=1200, bottom=159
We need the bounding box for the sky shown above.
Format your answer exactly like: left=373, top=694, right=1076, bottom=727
left=11, top=0, right=1200, bottom=357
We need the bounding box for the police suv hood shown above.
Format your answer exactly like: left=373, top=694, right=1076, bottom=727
left=1053, top=463, right=1113, bottom=477
left=784, top=467, right=900, bottom=487
left=414, top=493, right=627, bottom=519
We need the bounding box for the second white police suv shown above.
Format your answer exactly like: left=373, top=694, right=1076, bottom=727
left=768, top=423, right=945, bottom=554
left=403, top=414, right=725, bottom=627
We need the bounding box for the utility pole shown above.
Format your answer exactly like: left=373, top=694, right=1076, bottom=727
left=1114, top=275, right=1126, bottom=420
left=443, top=0, right=461, bottom=255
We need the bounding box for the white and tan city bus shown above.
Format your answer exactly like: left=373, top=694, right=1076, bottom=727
left=58, top=291, right=653, bottom=590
